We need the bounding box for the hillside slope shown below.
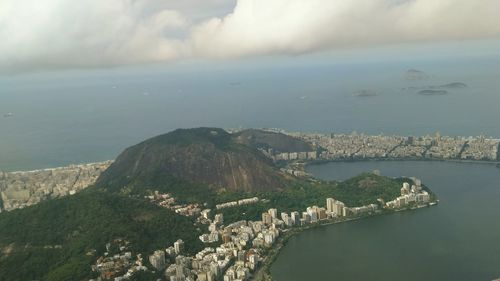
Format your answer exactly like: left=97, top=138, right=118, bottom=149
left=0, top=190, right=202, bottom=281
left=96, top=128, right=290, bottom=195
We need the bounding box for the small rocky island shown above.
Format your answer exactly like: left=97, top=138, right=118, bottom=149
left=418, top=89, right=449, bottom=96
left=352, top=90, right=378, bottom=97
left=405, top=69, right=429, bottom=80
left=439, top=82, right=467, bottom=89
left=403, top=82, right=468, bottom=93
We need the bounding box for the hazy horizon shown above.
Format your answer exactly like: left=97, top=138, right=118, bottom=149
left=2, top=49, right=500, bottom=171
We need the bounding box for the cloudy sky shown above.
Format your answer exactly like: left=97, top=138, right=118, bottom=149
left=1, top=0, right=500, bottom=73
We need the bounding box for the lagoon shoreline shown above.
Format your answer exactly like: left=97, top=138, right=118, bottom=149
left=254, top=203, right=438, bottom=281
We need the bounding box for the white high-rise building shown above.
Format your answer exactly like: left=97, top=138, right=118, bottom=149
left=214, top=213, right=224, bottom=225
left=401, top=182, right=410, bottom=195
left=174, top=239, right=184, bottom=255
left=336, top=201, right=345, bottom=216
left=149, top=250, right=166, bottom=270
left=302, top=212, right=311, bottom=223
left=262, top=212, right=272, bottom=225
left=327, top=198, right=346, bottom=217
left=281, top=212, right=293, bottom=227
left=326, top=198, right=335, bottom=213
left=307, top=206, right=318, bottom=222
left=280, top=212, right=288, bottom=221
left=268, top=208, right=278, bottom=219
left=290, top=211, right=300, bottom=225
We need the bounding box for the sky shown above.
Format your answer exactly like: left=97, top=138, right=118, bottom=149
left=1, top=0, right=500, bottom=74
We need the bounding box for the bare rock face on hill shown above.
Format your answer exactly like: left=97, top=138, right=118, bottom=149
left=96, top=128, right=289, bottom=193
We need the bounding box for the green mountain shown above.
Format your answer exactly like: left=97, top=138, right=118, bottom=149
left=214, top=173, right=420, bottom=224
left=0, top=127, right=297, bottom=281
left=96, top=128, right=291, bottom=196
left=0, top=189, right=202, bottom=281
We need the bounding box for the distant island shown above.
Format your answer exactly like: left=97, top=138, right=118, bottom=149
left=352, top=90, right=378, bottom=97
left=439, top=82, right=467, bottom=89
left=405, top=69, right=429, bottom=80
left=402, top=82, right=468, bottom=95
left=418, top=89, right=449, bottom=96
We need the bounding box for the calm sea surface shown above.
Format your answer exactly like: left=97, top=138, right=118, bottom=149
left=271, top=161, right=500, bottom=281
left=1, top=57, right=500, bottom=171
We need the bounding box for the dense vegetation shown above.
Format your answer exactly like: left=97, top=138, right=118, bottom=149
left=219, top=173, right=405, bottom=223
left=0, top=189, right=203, bottom=281
left=0, top=170, right=411, bottom=281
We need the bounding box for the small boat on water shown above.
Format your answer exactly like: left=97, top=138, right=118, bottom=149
left=3, top=113, right=13, bottom=118
left=429, top=200, right=439, bottom=206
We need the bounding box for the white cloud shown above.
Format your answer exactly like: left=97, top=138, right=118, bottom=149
left=191, top=0, right=500, bottom=58
left=0, top=0, right=190, bottom=71
left=1, top=0, right=500, bottom=72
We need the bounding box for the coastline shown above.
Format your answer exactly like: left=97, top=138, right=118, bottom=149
left=4, top=155, right=497, bottom=175
left=303, top=157, right=500, bottom=167
left=253, top=203, right=439, bottom=281
left=2, top=160, right=114, bottom=174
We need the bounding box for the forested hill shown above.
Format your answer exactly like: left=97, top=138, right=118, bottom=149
left=95, top=127, right=292, bottom=195
left=0, top=189, right=202, bottom=280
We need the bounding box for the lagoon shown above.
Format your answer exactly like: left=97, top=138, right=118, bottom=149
left=271, top=161, right=500, bottom=281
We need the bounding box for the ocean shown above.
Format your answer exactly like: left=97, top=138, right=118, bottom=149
left=1, top=55, right=500, bottom=171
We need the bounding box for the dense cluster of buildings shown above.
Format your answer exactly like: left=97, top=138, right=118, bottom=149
left=271, top=151, right=318, bottom=161
left=91, top=239, right=147, bottom=280
left=263, top=129, right=499, bottom=162
left=215, top=197, right=260, bottom=210
left=0, top=161, right=112, bottom=212
left=91, top=174, right=434, bottom=281
left=461, top=136, right=499, bottom=160
left=142, top=222, right=263, bottom=281
left=385, top=180, right=432, bottom=209
left=146, top=191, right=202, bottom=217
